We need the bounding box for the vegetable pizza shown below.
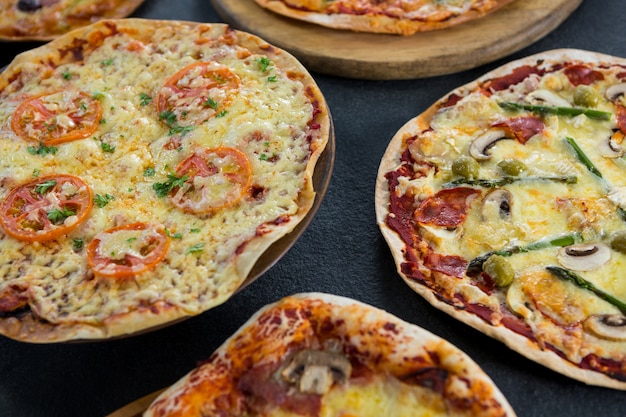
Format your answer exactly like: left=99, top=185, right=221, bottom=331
left=0, top=18, right=330, bottom=342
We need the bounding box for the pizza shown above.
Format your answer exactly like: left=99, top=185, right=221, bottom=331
left=253, top=0, right=516, bottom=36
left=145, top=292, right=517, bottom=417
left=0, top=0, right=147, bottom=41
left=0, top=18, right=330, bottom=342
left=375, top=49, right=626, bottom=390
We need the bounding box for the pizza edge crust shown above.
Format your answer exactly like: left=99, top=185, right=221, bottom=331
left=374, top=48, right=626, bottom=390
left=144, top=292, right=517, bottom=417
left=0, top=0, right=147, bottom=41
left=0, top=19, right=330, bottom=343
left=253, top=0, right=517, bottom=35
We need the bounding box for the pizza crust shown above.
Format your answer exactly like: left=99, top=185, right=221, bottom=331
left=375, top=49, right=626, bottom=390
left=254, top=0, right=517, bottom=35
left=145, top=293, right=517, bottom=417
left=0, top=19, right=330, bottom=342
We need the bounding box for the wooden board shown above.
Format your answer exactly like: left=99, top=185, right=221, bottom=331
left=211, top=0, right=583, bottom=80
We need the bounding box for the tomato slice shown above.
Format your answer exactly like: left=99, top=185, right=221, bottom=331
left=0, top=174, right=93, bottom=242
left=87, top=223, right=171, bottom=278
left=156, top=62, right=240, bottom=127
left=11, top=91, right=102, bottom=145
left=170, top=146, right=252, bottom=214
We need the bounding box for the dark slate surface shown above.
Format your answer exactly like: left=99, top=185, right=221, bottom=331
left=1, top=1, right=626, bottom=416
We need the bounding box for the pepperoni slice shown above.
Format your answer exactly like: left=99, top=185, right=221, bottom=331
left=87, top=223, right=170, bottom=278
left=415, top=187, right=480, bottom=227
left=0, top=174, right=93, bottom=242
left=563, top=64, right=605, bottom=86
left=170, top=146, right=252, bottom=214
left=11, top=91, right=102, bottom=145
left=493, top=116, right=545, bottom=144
left=156, top=62, right=240, bottom=127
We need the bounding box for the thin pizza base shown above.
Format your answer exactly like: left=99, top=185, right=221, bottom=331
left=376, top=49, right=626, bottom=390
left=145, top=292, right=517, bottom=417
left=0, top=0, right=146, bottom=41
left=254, top=0, right=516, bottom=35
left=0, top=19, right=330, bottom=342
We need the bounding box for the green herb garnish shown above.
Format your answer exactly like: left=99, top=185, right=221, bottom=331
left=47, top=207, right=75, bottom=224
left=34, top=180, right=57, bottom=195
left=256, top=57, right=273, bottom=72
left=27, top=142, right=58, bottom=157
left=153, top=173, right=188, bottom=198
left=139, top=93, right=152, bottom=106
left=94, top=193, right=115, bottom=208
left=186, top=243, right=205, bottom=254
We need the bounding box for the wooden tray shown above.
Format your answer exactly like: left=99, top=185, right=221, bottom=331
left=211, top=0, right=583, bottom=80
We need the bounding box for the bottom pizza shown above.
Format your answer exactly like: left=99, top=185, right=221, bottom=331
left=145, top=293, right=516, bottom=417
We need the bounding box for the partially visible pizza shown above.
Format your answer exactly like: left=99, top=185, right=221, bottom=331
left=0, top=0, right=146, bottom=41
left=145, top=293, right=517, bottom=417
left=376, top=49, right=626, bottom=390
left=253, top=0, right=516, bottom=35
left=0, top=18, right=330, bottom=342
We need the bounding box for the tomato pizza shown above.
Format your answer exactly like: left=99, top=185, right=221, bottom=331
left=0, top=0, right=146, bottom=41
left=145, top=293, right=517, bottom=417
left=253, top=0, right=516, bottom=36
left=376, top=49, right=626, bottom=389
left=0, top=18, right=330, bottom=342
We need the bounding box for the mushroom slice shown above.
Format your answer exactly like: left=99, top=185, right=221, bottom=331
left=281, top=349, right=352, bottom=395
left=605, top=83, right=626, bottom=102
left=469, top=129, right=510, bottom=161
left=599, top=131, right=625, bottom=158
left=481, top=189, right=512, bottom=220
left=557, top=243, right=611, bottom=271
left=525, top=88, right=572, bottom=107
left=584, top=314, right=626, bottom=341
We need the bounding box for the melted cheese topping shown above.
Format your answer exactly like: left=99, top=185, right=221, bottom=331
left=0, top=22, right=323, bottom=337
left=387, top=58, right=626, bottom=368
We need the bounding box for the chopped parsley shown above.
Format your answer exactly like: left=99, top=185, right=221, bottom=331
left=267, top=75, right=278, bottom=82
left=27, top=142, right=58, bottom=157
left=143, top=167, right=156, bottom=177
left=99, top=141, right=116, bottom=153
left=32, top=169, right=40, bottom=178
left=62, top=71, right=72, bottom=80
left=72, top=238, right=84, bottom=251
left=47, top=207, right=75, bottom=224
left=101, top=58, right=114, bottom=66
left=159, top=110, right=195, bottom=136
left=202, top=98, right=218, bottom=109
left=153, top=173, right=188, bottom=198
left=216, top=110, right=227, bottom=118
left=34, top=179, right=57, bottom=194
left=91, top=91, right=105, bottom=100
left=165, top=228, right=183, bottom=239
left=94, top=193, right=115, bottom=208
left=139, top=93, right=152, bottom=106
left=186, top=243, right=205, bottom=254
left=256, top=57, right=273, bottom=72
left=190, top=228, right=201, bottom=233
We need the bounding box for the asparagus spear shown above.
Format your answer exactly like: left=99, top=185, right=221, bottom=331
left=565, top=137, right=603, bottom=178
left=546, top=266, right=626, bottom=315
left=445, top=175, right=577, bottom=189
left=498, top=101, right=612, bottom=121
left=467, top=233, right=582, bottom=275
